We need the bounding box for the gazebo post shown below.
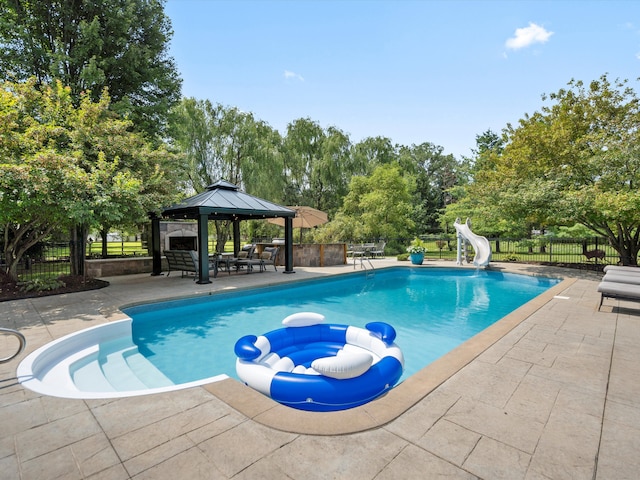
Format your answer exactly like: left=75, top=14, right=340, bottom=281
left=196, top=212, right=211, bottom=284
left=284, top=217, right=295, bottom=274
left=233, top=219, right=241, bottom=256
left=150, top=214, right=162, bottom=276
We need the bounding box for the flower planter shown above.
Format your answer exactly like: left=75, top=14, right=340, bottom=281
left=410, top=253, right=424, bottom=265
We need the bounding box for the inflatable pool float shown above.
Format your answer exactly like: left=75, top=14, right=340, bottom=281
left=234, top=312, right=404, bottom=412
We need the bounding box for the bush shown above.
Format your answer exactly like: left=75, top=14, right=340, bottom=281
left=20, top=278, right=65, bottom=292
left=397, top=253, right=410, bottom=261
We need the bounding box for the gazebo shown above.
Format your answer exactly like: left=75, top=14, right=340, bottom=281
left=150, top=180, right=296, bottom=284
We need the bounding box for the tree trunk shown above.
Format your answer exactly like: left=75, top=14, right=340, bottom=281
left=214, top=220, right=231, bottom=253
left=3, top=254, right=19, bottom=282
left=607, top=228, right=639, bottom=266
left=69, top=224, right=86, bottom=276
left=2, top=222, right=52, bottom=282
left=100, top=228, right=109, bottom=258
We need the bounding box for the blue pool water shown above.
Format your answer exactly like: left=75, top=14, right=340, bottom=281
left=123, top=267, right=560, bottom=385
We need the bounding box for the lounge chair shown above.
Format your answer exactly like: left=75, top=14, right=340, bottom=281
left=597, top=280, right=640, bottom=310
left=236, top=245, right=262, bottom=273
left=600, top=265, right=640, bottom=285
left=603, top=265, right=640, bottom=276
left=260, top=246, right=279, bottom=271
left=598, top=265, right=640, bottom=309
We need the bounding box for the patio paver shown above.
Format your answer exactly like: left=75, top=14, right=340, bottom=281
left=1, top=260, right=638, bottom=479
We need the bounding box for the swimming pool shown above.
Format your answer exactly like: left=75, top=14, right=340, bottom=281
left=18, top=267, right=560, bottom=398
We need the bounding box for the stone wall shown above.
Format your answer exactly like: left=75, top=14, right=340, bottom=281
left=292, top=243, right=346, bottom=267
left=85, top=243, right=347, bottom=277
left=85, top=257, right=167, bottom=278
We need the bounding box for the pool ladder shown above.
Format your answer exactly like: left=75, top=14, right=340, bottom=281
left=354, top=255, right=375, bottom=277
left=0, top=327, right=26, bottom=363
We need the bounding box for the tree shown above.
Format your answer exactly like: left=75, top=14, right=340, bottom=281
left=0, top=79, right=177, bottom=279
left=350, top=136, right=398, bottom=175
left=469, top=75, right=640, bottom=264
left=69, top=89, right=179, bottom=258
left=0, top=80, right=89, bottom=280
left=168, top=98, right=284, bottom=251
left=0, top=0, right=181, bottom=139
left=398, top=142, right=463, bottom=234
left=282, top=119, right=354, bottom=215
left=334, top=164, right=414, bottom=244
left=441, top=130, right=513, bottom=238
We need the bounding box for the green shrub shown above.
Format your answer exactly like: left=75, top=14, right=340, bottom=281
left=397, top=253, right=410, bottom=261
left=20, top=278, right=65, bottom=292
left=503, top=253, right=519, bottom=262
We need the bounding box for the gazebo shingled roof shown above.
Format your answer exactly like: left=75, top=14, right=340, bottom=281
left=162, top=180, right=296, bottom=220
left=150, top=180, right=296, bottom=283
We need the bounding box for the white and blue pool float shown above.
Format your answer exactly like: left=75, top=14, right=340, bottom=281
left=234, top=312, right=404, bottom=412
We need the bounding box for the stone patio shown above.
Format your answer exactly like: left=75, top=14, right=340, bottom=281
left=1, top=260, right=639, bottom=479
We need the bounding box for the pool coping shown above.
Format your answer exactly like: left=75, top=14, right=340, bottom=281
left=200, top=273, right=576, bottom=435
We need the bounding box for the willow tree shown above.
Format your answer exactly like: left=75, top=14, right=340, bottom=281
left=470, top=75, right=640, bottom=265
left=168, top=98, right=284, bottom=251
left=282, top=119, right=353, bottom=215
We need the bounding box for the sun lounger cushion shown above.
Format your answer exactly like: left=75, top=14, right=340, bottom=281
left=598, top=281, right=640, bottom=297
left=597, top=280, right=640, bottom=310
left=603, top=273, right=640, bottom=285
left=603, top=265, right=640, bottom=275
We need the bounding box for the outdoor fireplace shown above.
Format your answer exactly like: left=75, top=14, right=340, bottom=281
left=163, top=225, right=198, bottom=252
left=169, top=236, right=197, bottom=251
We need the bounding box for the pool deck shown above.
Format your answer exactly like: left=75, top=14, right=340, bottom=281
left=1, top=260, right=639, bottom=479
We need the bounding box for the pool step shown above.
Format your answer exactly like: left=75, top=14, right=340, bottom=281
left=71, top=354, right=117, bottom=393
left=100, top=347, right=150, bottom=391
left=71, top=339, right=173, bottom=393
left=124, top=351, right=174, bottom=389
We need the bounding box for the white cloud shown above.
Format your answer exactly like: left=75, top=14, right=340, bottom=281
left=505, top=22, right=553, bottom=50
left=284, top=70, right=304, bottom=82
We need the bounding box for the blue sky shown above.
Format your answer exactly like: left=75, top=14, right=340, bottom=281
left=165, top=0, right=640, bottom=159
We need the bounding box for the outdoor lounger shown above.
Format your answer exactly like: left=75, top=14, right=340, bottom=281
left=597, top=265, right=640, bottom=310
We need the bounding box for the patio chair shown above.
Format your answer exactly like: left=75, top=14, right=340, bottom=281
left=236, top=244, right=261, bottom=273
left=260, top=246, right=279, bottom=271
left=347, top=244, right=367, bottom=267
left=370, top=241, right=386, bottom=258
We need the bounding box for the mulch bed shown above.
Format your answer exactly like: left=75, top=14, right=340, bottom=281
left=0, top=274, right=109, bottom=302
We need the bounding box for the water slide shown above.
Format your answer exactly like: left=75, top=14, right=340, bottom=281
left=454, top=218, right=492, bottom=267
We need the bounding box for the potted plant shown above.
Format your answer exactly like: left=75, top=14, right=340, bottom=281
left=407, top=239, right=427, bottom=265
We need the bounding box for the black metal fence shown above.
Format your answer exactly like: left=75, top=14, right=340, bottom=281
left=421, top=236, right=615, bottom=271
left=1, top=242, right=71, bottom=283
left=0, top=237, right=622, bottom=283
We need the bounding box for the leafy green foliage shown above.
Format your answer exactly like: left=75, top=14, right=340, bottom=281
left=20, top=278, right=65, bottom=293
left=0, top=79, right=179, bottom=279
left=0, top=0, right=182, bottom=139
left=330, top=164, right=414, bottom=242
left=407, top=238, right=428, bottom=254
left=466, top=75, right=640, bottom=264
